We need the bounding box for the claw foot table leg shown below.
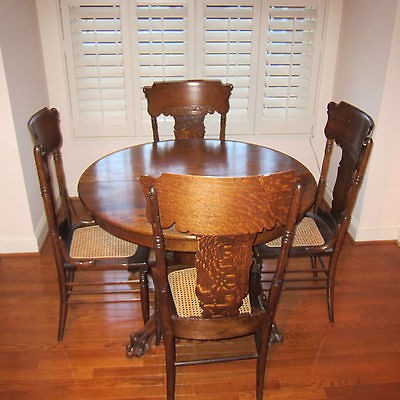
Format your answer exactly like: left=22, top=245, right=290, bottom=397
left=270, top=322, right=283, bottom=345
left=126, top=314, right=157, bottom=358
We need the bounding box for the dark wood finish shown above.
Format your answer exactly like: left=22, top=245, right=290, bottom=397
left=79, top=139, right=317, bottom=358
left=257, top=101, right=375, bottom=323
left=27, top=107, right=150, bottom=341
left=141, top=172, right=303, bottom=400
left=1, top=240, right=399, bottom=399
left=143, top=80, right=233, bottom=141
left=78, top=139, right=317, bottom=251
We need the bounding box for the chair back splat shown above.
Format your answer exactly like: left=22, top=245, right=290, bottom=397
left=28, top=107, right=150, bottom=341
left=257, top=101, right=375, bottom=323
left=143, top=79, right=233, bottom=141
left=140, top=172, right=303, bottom=400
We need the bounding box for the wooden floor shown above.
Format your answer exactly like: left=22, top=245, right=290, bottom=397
left=0, top=240, right=399, bottom=399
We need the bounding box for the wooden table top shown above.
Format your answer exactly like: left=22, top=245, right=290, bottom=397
left=78, top=139, right=317, bottom=251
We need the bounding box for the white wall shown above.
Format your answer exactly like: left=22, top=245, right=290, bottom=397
left=332, top=0, right=400, bottom=241
left=0, top=0, right=50, bottom=252
left=0, top=50, right=38, bottom=253
left=372, top=1, right=400, bottom=243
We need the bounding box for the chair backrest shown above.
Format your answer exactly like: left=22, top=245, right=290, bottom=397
left=27, top=107, right=72, bottom=241
left=143, top=80, right=233, bottom=142
left=315, top=101, right=374, bottom=223
left=141, top=172, right=302, bottom=320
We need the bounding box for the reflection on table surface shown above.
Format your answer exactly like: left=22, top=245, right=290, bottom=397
left=78, top=139, right=316, bottom=251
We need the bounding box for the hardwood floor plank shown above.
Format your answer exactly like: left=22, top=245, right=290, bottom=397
left=0, top=240, right=399, bottom=399
left=324, top=382, right=400, bottom=400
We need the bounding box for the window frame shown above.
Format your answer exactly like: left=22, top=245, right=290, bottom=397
left=60, top=0, right=326, bottom=139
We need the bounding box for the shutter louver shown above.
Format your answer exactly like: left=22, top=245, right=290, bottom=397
left=136, top=2, right=190, bottom=127
left=62, top=1, right=133, bottom=137
left=60, top=0, right=325, bottom=138
left=203, top=3, right=255, bottom=121
left=263, top=2, right=320, bottom=129
left=136, top=3, right=189, bottom=87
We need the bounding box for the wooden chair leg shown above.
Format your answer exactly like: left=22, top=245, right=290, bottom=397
left=256, top=326, right=270, bottom=400
left=327, top=284, right=334, bottom=323
left=327, top=252, right=340, bottom=323
left=58, top=296, right=68, bottom=341
left=139, top=266, right=149, bottom=323
left=164, top=333, right=176, bottom=400
left=311, top=255, right=318, bottom=278
left=327, top=258, right=336, bottom=323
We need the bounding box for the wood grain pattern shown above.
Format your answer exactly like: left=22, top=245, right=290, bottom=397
left=257, top=101, right=375, bottom=324
left=78, top=139, right=317, bottom=251
left=143, top=80, right=233, bottom=141
left=141, top=172, right=301, bottom=235
left=27, top=107, right=150, bottom=341
left=140, top=173, right=305, bottom=399
left=1, top=239, right=399, bottom=399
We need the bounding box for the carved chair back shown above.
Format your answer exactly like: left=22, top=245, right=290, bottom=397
left=141, top=171, right=302, bottom=328
left=141, top=171, right=303, bottom=399
left=315, top=101, right=374, bottom=224
left=143, top=80, right=233, bottom=142
left=28, top=107, right=73, bottom=241
left=28, top=107, right=150, bottom=341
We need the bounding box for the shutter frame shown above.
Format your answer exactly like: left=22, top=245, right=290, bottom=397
left=255, top=0, right=325, bottom=134
left=61, top=0, right=136, bottom=137
left=60, top=0, right=326, bottom=138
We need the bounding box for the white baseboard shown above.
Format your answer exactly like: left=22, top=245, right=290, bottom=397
left=348, top=221, right=400, bottom=242
left=34, top=212, right=49, bottom=249
left=0, top=212, right=48, bottom=254
left=0, top=236, right=39, bottom=254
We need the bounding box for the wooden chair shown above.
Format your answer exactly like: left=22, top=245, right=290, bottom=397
left=140, top=172, right=303, bottom=400
left=143, top=80, right=233, bottom=142
left=28, top=107, right=150, bottom=341
left=256, top=101, right=375, bottom=322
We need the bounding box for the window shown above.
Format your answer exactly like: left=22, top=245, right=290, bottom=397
left=60, top=0, right=326, bottom=138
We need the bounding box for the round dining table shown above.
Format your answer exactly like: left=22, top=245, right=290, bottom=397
left=78, top=138, right=317, bottom=356
left=78, top=139, right=317, bottom=251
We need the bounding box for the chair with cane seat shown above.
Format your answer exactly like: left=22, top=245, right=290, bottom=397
left=143, top=79, right=233, bottom=142
left=28, top=107, right=150, bottom=341
left=140, top=171, right=303, bottom=400
left=256, top=101, right=375, bottom=323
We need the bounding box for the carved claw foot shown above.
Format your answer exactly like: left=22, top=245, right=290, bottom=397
left=126, top=315, right=157, bottom=358
left=269, top=322, right=283, bottom=344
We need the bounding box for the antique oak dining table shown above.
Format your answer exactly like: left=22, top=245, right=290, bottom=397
left=78, top=138, right=317, bottom=356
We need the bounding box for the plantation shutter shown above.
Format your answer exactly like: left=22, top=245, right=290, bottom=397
left=61, top=0, right=135, bottom=137
left=201, top=1, right=259, bottom=129
left=60, top=0, right=326, bottom=138
left=256, top=0, right=324, bottom=134
left=134, top=2, right=193, bottom=126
